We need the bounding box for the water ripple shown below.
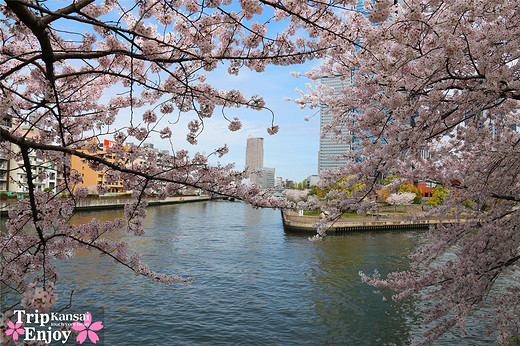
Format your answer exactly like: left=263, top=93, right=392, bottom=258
left=45, top=201, right=493, bottom=345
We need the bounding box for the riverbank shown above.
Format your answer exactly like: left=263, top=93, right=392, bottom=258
left=282, top=208, right=465, bottom=233
left=0, top=195, right=211, bottom=216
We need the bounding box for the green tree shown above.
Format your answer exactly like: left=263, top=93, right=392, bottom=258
left=316, top=175, right=366, bottom=200
left=398, top=182, right=421, bottom=196
left=427, top=185, right=449, bottom=207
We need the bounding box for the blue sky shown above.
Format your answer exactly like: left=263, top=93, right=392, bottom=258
left=50, top=3, right=325, bottom=183
left=146, top=23, right=325, bottom=183
left=150, top=61, right=323, bottom=183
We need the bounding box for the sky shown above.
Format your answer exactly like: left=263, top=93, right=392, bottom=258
left=146, top=61, right=323, bottom=183
left=140, top=5, right=325, bottom=183
left=50, top=2, right=326, bottom=183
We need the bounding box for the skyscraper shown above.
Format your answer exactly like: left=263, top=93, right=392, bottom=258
left=317, top=0, right=389, bottom=174
left=245, top=136, right=264, bottom=184
left=318, top=74, right=358, bottom=174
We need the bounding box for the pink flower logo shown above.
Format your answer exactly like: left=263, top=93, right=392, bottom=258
left=5, top=321, right=24, bottom=340
left=72, top=312, right=103, bottom=344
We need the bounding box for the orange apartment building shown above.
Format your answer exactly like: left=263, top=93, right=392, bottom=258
left=70, top=140, right=171, bottom=195
left=70, top=139, right=126, bottom=194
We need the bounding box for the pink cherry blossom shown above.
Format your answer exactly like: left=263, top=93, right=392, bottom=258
left=5, top=321, right=24, bottom=341
left=72, top=313, right=103, bottom=344
left=228, top=118, right=242, bottom=131
left=2, top=0, right=518, bottom=344
left=266, top=125, right=279, bottom=135
left=283, top=189, right=309, bottom=203
left=142, top=110, right=157, bottom=123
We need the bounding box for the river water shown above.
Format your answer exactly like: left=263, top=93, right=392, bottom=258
left=4, top=200, right=494, bottom=345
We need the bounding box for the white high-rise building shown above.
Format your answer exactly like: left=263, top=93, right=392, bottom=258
left=7, top=126, right=57, bottom=194
left=245, top=136, right=264, bottom=184
left=318, top=74, right=357, bottom=174
left=317, top=0, right=402, bottom=175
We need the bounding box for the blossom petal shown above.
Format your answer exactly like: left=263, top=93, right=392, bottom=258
left=12, top=331, right=19, bottom=340
left=83, top=313, right=92, bottom=327
left=77, top=330, right=88, bottom=344
left=89, top=321, right=103, bottom=331
left=7, top=321, right=15, bottom=329
left=88, top=330, right=99, bottom=344
left=5, top=329, right=14, bottom=336
left=72, top=322, right=86, bottom=331
left=16, top=328, right=24, bottom=335
left=14, top=322, right=23, bottom=329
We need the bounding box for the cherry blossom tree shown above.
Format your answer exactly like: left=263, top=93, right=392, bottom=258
left=283, top=189, right=309, bottom=203
left=297, top=0, right=520, bottom=344
left=3, top=0, right=520, bottom=344
left=0, top=0, right=356, bottom=322
left=283, top=189, right=308, bottom=203
left=386, top=192, right=415, bottom=211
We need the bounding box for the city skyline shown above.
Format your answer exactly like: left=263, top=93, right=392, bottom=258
left=139, top=61, right=322, bottom=183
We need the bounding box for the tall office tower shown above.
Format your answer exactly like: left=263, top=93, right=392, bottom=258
left=245, top=136, right=264, bottom=184
left=318, top=74, right=358, bottom=174
left=317, top=0, right=391, bottom=174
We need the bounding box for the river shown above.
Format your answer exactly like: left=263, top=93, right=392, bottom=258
left=3, top=200, right=494, bottom=345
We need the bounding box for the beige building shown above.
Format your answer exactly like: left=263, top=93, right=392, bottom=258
left=245, top=136, right=264, bottom=184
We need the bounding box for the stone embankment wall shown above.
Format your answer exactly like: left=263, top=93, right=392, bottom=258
left=0, top=195, right=211, bottom=216
left=282, top=209, right=464, bottom=233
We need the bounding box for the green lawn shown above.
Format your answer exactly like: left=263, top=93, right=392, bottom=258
left=302, top=210, right=364, bottom=217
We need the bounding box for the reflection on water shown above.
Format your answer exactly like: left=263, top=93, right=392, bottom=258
left=305, top=232, right=418, bottom=345
left=2, top=201, right=494, bottom=345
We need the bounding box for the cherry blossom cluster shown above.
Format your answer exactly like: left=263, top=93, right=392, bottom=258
left=227, top=117, right=242, bottom=132
left=4, top=0, right=518, bottom=343
left=386, top=192, right=415, bottom=206
left=21, top=284, right=58, bottom=313
left=296, top=0, right=520, bottom=343
left=0, top=0, right=350, bottom=318
left=283, top=189, right=309, bottom=203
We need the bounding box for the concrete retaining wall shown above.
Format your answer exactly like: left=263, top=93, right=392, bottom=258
left=282, top=210, right=464, bottom=233
left=0, top=195, right=211, bottom=216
